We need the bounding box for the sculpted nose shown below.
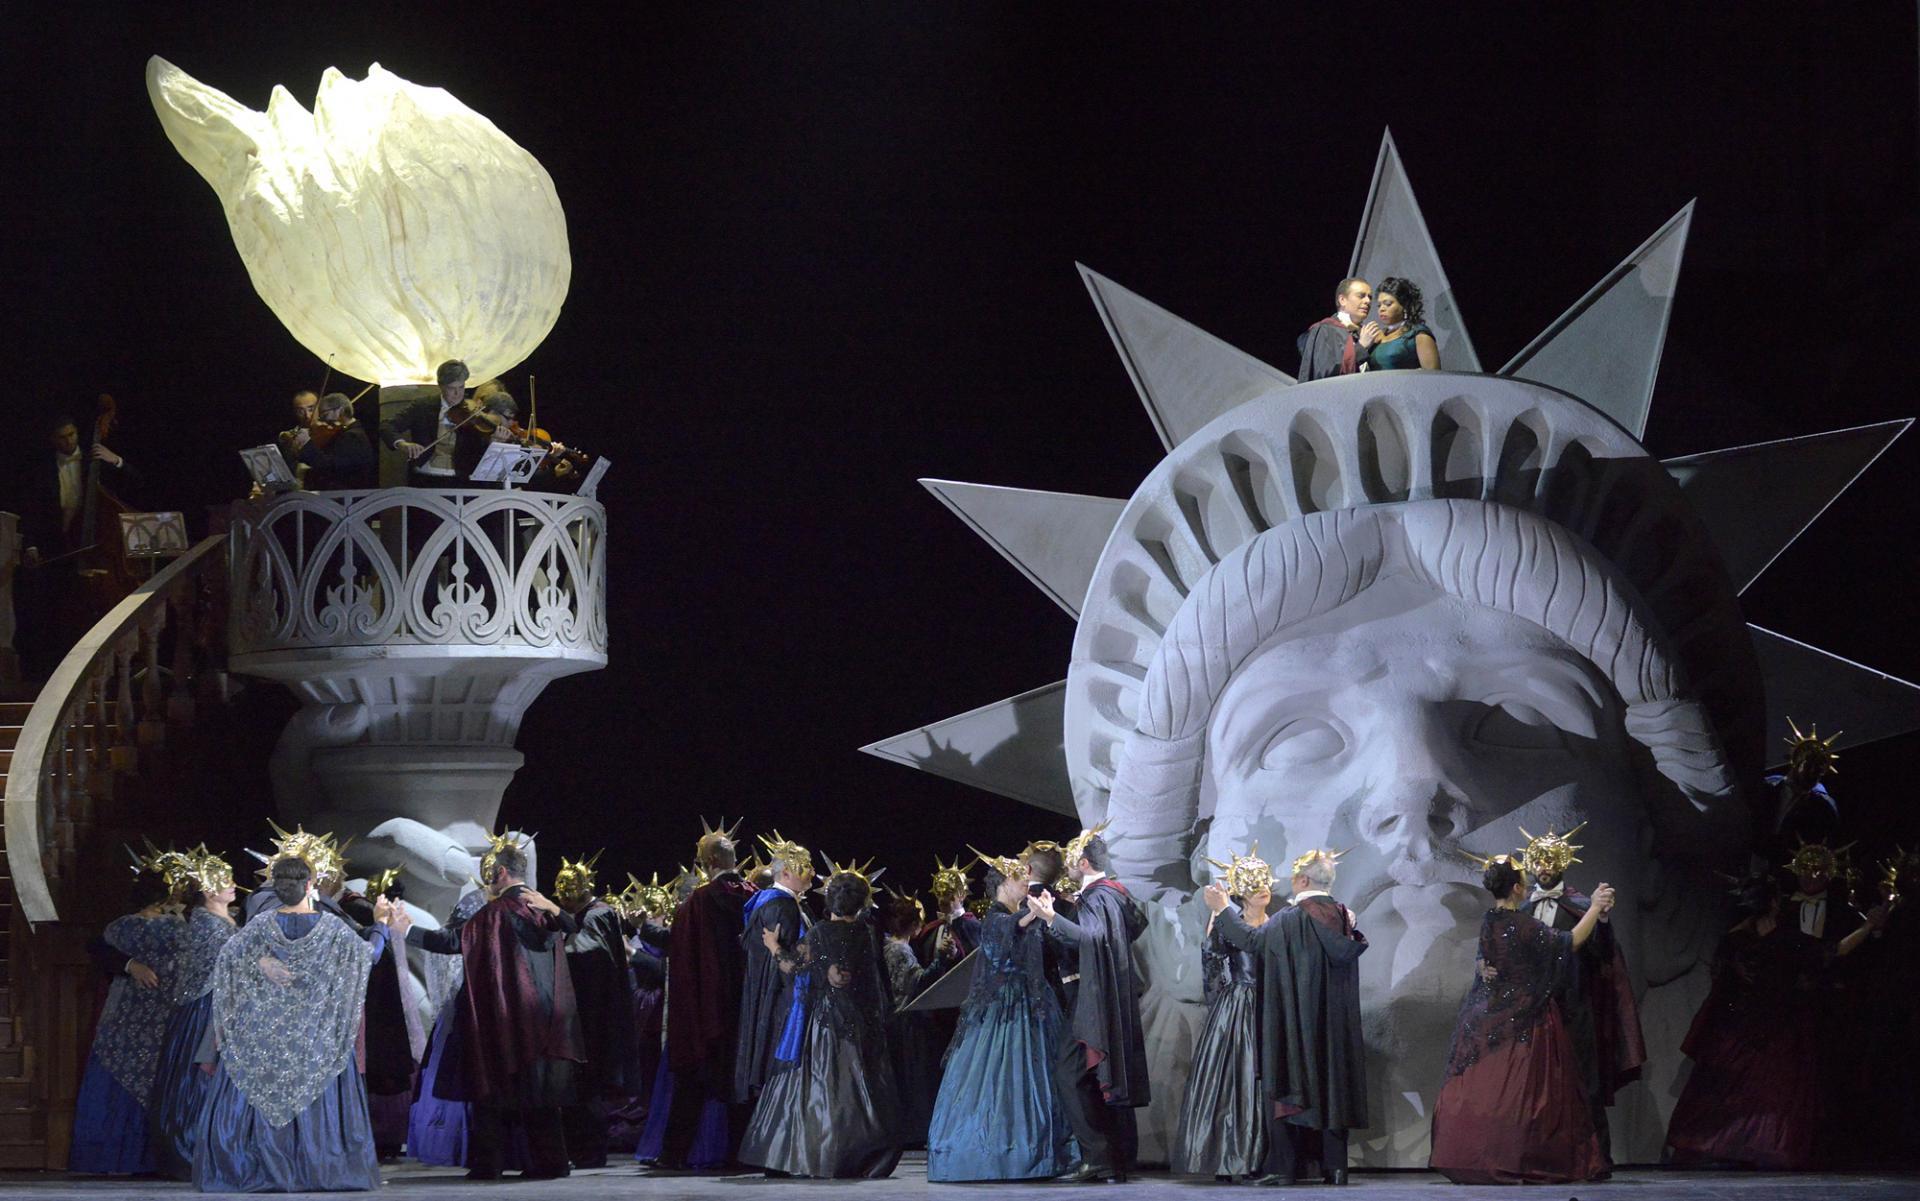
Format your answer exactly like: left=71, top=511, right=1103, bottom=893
left=1360, top=778, right=1468, bottom=862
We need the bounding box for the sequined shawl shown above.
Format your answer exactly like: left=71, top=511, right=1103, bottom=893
left=211, top=909, right=378, bottom=1128
left=1443, top=907, right=1574, bottom=1079
left=169, top=906, right=238, bottom=1005
left=93, top=912, right=185, bottom=1101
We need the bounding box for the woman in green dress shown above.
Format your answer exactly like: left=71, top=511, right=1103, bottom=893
left=1364, top=276, right=1441, bottom=371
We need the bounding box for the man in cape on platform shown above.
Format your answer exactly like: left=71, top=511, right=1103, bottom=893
left=554, top=852, right=641, bottom=1169
left=658, top=821, right=753, bottom=1170
left=407, top=835, right=584, bottom=1180
left=1204, top=849, right=1368, bottom=1186
left=1521, top=827, right=1646, bottom=1168
left=1296, top=277, right=1380, bottom=380
left=1028, top=829, right=1150, bottom=1184
left=734, top=832, right=811, bottom=1104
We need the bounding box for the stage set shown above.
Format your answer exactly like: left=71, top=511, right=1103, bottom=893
left=4, top=8, right=1920, bottom=1198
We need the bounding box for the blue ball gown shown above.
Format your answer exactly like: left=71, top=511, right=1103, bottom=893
left=192, top=911, right=385, bottom=1193
left=69, top=911, right=183, bottom=1175
left=926, top=906, right=1076, bottom=1181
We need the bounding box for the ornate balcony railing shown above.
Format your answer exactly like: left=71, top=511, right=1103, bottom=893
left=227, top=488, right=607, bottom=662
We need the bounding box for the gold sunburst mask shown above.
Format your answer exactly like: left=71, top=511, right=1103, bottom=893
left=1783, top=716, right=1841, bottom=779
left=759, top=831, right=813, bottom=881
left=1290, top=847, right=1345, bottom=878
left=1517, top=823, right=1586, bottom=879
left=1786, top=839, right=1846, bottom=880
left=1204, top=841, right=1274, bottom=897
left=695, top=815, right=743, bottom=864
left=930, top=855, right=970, bottom=901
left=553, top=849, right=605, bottom=905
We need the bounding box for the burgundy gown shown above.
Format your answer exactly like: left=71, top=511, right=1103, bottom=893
left=1429, top=907, right=1607, bottom=1185
left=1665, top=920, right=1825, bottom=1169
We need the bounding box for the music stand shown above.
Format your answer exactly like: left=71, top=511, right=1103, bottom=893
left=470, top=443, right=547, bottom=489
left=898, top=947, right=980, bottom=1013
left=240, top=444, right=298, bottom=493
left=120, top=512, right=190, bottom=579
left=578, top=456, right=612, bottom=500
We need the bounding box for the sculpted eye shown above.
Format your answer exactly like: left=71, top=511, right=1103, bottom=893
left=1258, top=717, right=1346, bottom=769
left=1471, top=701, right=1570, bottom=751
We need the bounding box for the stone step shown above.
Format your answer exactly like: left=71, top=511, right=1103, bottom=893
left=0, top=1079, right=25, bottom=1108
left=0, top=726, right=17, bottom=751
left=0, top=1047, right=21, bottom=1078
left=0, top=705, right=28, bottom=723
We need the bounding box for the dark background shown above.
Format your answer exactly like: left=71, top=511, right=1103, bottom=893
left=5, top=5, right=1918, bottom=896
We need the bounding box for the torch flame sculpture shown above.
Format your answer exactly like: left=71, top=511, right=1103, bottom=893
left=145, top=56, right=570, bottom=385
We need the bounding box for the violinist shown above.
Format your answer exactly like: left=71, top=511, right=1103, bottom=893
left=453, top=390, right=522, bottom=485
left=295, top=392, right=377, bottom=491
left=277, top=390, right=319, bottom=452
left=382, top=359, right=471, bottom=485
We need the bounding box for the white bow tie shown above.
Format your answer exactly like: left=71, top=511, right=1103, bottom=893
left=1529, top=887, right=1565, bottom=904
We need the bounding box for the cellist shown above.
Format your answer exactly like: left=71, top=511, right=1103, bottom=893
left=17, top=407, right=140, bottom=675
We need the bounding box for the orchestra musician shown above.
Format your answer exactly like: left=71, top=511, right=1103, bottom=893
left=276, top=389, right=320, bottom=487
left=383, top=360, right=474, bottom=485
left=294, top=392, right=378, bottom=491
left=15, top=409, right=140, bottom=677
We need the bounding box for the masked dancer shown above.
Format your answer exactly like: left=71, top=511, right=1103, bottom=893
left=192, top=853, right=406, bottom=1191
left=1429, top=855, right=1613, bottom=1185
left=1176, top=846, right=1273, bottom=1183
left=739, top=860, right=903, bottom=1178
left=148, top=847, right=238, bottom=1179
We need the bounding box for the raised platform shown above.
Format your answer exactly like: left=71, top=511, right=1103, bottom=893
left=23, top=1161, right=1920, bottom=1199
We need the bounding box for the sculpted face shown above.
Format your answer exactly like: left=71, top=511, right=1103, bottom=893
left=1200, top=573, right=1649, bottom=1154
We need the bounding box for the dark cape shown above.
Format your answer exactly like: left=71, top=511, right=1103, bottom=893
left=1297, top=316, right=1360, bottom=380
left=1215, top=894, right=1368, bottom=1131
left=567, top=901, right=643, bottom=1097
left=426, top=887, right=583, bottom=1105
left=1046, top=878, right=1150, bottom=1107
left=734, top=887, right=805, bottom=1101
left=1529, top=887, right=1646, bottom=1108
left=665, top=872, right=752, bottom=1092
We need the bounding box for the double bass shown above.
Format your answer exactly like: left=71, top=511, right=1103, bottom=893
left=66, top=393, right=140, bottom=612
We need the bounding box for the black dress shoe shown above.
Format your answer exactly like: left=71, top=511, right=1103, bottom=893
left=1323, top=1167, right=1349, bottom=1185
left=1250, top=1173, right=1297, bottom=1187
left=1055, top=1161, right=1114, bottom=1183
left=463, top=1168, right=500, bottom=1181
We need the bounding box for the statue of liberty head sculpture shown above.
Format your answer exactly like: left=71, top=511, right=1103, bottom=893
left=865, top=132, right=1918, bottom=1164
left=1067, top=372, right=1760, bottom=1160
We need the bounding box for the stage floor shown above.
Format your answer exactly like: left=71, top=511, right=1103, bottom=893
left=15, top=1159, right=1920, bottom=1199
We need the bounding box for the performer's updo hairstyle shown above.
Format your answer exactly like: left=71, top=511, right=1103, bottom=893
left=128, top=870, right=172, bottom=911
left=880, top=894, right=921, bottom=938
left=272, top=857, right=314, bottom=907
left=1377, top=275, right=1425, bottom=322
left=824, top=873, right=871, bottom=919
left=1481, top=857, right=1524, bottom=901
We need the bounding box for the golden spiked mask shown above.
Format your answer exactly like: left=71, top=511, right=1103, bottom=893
left=1063, top=819, right=1112, bottom=867
left=758, top=831, right=813, bottom=881
left=1783, top=717, right=1841, bottom=779
left=552, top=849, right=604, bottom=905
left=1204, top=841, right=1274, bottom=897
left=478, top=828, right=531, bottom=881
left=1290, top=847, right=1345, bottom=879
left=695, top=815, right=742, bottom=865
left=970, top=846, right=1028, bottom=883
left=1785, top=838, right=1846, bottom=880
left=1517, top=824, right=1586, bottom=879
left=365, top=866, right=402, bottom=900
left=930, top=855, right=970, bottom=901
